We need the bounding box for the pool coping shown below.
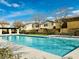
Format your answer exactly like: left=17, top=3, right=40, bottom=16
left=0, top=34, right=49, bottom=38
left=1, top=34, right=79, bottom=38
left=48, top=35, right=79, bottom=38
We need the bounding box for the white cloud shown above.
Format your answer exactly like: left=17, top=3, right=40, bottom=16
left=56, top=12, right=61, bottom=14
left=0, top=9, right=5, bottom=12
left=47, top=17, right=54, bottom=20
left=68, top=7, right=74, bottom=10
left=12, top=3, right=20, bottom=7
left=0, top=0, right=11, bottom=7
left=56, top=10, right=65, bottom=15
left=72, top=10, right=79, bottom=14
left=56, top=7, right=74, bottom=15
left=67, top=14, right=72, bottom=17
left=1, top=9, right=35, bottom=19
left=71, top=10, right=79, bottom=16
left=67, top=14, right=74, bottom=17
left=0, top=0, right=21, bottom=7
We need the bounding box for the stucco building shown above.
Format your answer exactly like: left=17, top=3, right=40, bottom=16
left=24, top=22, right=40, bottom=32
left=60, top=17, right=79, bottom=35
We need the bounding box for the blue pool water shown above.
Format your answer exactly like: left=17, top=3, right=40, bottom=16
left=1, top=35, right=79, bottom=56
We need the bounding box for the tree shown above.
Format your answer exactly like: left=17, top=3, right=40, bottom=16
left=12, top=21, right=24, bottom=28
left=52, top=7, right=73, bottom=20
left=53, top=7, right=73, bottom=29
left=0, top=21, right=9, bottom=27
left=32, top=13, right=47, bottom=23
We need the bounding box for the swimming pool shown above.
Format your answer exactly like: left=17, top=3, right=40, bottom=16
left=1, top=35, right=79, bottom=56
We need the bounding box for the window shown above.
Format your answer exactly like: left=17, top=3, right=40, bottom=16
left=53, top=26, right=56, bottom=29
left=44, top=24, right=48, bottom=27
left=35, top=24, right=39, bottom=28
left=62, top=22, right=67, bottom=28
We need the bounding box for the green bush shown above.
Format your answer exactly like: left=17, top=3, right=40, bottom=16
left=27, top=30, right=38, bottom=34
left=20, top=30, right=27, bottom=34
left=24, top=29, right=60, bottom=35
left=67, top=30, right=79, bottom=36
left=0, top=47, right=13, bottom=59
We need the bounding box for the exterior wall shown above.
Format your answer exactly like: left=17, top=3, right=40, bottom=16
left=67, top=21, right=79, bottom=29
left=24, top=21, right=61, bottom=32
left=60, top=20, right=79, bottom=34
left=2, top=29, right=7, bottom=32
left=40, top=22, right=53, bottom=29
left=32, top=24, right=39, bottom=30
left=60, top=28, right=68, bottom=33
left=20, top=27, right=25, bottom=31
left=53, top=22, right=61, bottom=29
left=40, top=23, right=45, bottom=29
left=25, top=24, right=33, bottom=31
left=24, top=23, right=39, bottom=32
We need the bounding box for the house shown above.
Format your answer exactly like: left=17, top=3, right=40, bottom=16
left=67, top=17, right=79, bottom=29
left=20, top=17, right=79, bottom=35
left=38, top=20, right=60, bottom=33
left=23, top=20, right=55, bottom=33
left=60, top=18, right=68, bottom=34
left=24, top=22, right=40, bottom=32
left=53, top=20, right=63, bottom=33
left=60, top=17, right=79, bottom=35
left=23, top=20, right=62, bottom=34
left=40, top=20, right=54, bottom=29
left=67, top=17, right=79, bottom=35
left=37, top=20, right=54, bottom=33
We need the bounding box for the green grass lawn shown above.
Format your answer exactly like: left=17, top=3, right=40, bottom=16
left=26, top=34, right=48, bottom=36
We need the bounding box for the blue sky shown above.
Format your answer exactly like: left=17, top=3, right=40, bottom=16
left=0, top=0, right=79, bottom=22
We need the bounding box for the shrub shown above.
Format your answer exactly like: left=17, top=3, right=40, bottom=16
left=0, top=47, right=13, bottom=59
left=20, top=30, right=27, bottom=34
